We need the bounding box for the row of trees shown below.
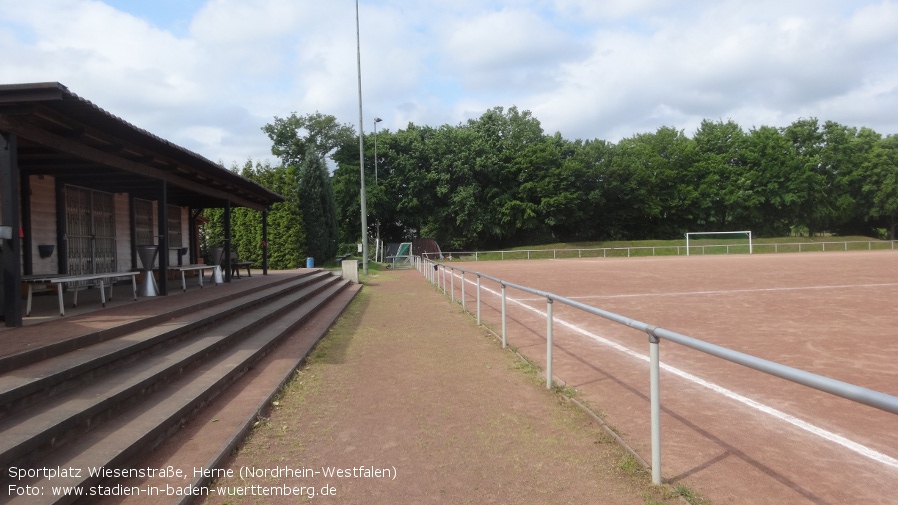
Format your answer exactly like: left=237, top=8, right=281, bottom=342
left=334, top=107, right=898, bottom=250
left=205, top=107, right=898, bottom=267
left=202, top=113, right=346, bottom=268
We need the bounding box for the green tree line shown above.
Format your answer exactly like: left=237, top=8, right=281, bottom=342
left=205, top=107, right=898, bottom=268
left=202, top=112, right=347, bottom=269
left=334, top=107, right=898, bottom=250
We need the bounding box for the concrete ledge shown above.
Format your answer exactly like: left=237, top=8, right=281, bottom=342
left=342, top=259, right=360, bottom=283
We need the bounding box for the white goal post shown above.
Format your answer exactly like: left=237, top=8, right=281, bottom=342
left=685, top=231, right=753, bottom=256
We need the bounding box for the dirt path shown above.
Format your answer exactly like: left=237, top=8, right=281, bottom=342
left=203, top=269, right=691, bottom=504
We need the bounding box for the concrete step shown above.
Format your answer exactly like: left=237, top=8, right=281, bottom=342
left=4, top=278, right=355, bottom=505
left=0, top=271, right=334, bottom=417
left=0, top=274, right=343, bottom=472
left=104, top=282, right=362, bottom=505
left=0, top=271, right=314, bottom=374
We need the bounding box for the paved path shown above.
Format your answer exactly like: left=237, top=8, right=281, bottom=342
left=204, top=269, right=673, bottom=505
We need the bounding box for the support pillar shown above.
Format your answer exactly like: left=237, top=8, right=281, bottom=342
left=191, top=209, right=203, bottom=264
left=0, top=133, right=23, bottom=326
left=157, top=181, right=169, bottom=296
left=21, top=173, right=32, bottom=276
left=223, top=201, right=231, bottom=283
left=262, top=210, right=269, bottom=275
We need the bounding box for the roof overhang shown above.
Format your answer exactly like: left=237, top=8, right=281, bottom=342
left=0, top=82, right=283, bottom=211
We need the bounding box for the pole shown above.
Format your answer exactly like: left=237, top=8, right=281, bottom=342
left=374, top=117, right=382, bottom=263
left=546, top=298, right=554, bottom=389
left=355, top=0, right=368, bottom=275
left=501, top=283, right=507, bottom=348
left=476, top=275, right=481, bottom=326
left=648, top=327, right=662, bottom=484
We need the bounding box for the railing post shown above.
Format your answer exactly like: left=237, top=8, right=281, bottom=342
left=461, top=271, right=466, bottom=312
left=546, top=298, right=554, bottom=390
left=501, top=282, right=507, bottom=349
left=647, top=326, right=662, bottom=485
left=450, top=267, right=455, bottom=303
left=476, top=274, right=481, bottom=325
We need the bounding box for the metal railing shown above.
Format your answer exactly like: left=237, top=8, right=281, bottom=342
left=416, top=256, right=898, bottom=485
left=429, top=240, right=897, bottom=262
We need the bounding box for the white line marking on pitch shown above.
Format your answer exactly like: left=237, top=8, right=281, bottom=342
left=579, top=282, right=898, bottom=300
left=451, top=272, right=898, bottom=469
left=513, top=282, right=898, bottom=302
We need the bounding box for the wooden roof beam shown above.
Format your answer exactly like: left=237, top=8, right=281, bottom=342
left=0, top=116, right=268, bottom=210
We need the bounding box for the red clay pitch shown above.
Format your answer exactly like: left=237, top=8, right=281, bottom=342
left=445, top=250, right=898, bottom=505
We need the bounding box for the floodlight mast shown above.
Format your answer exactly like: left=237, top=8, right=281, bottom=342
left=374, top=117, right=382, bottom=263
left=355, top=0, right=368, bottom=275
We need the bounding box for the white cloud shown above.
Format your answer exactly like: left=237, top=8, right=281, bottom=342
left=530, top=0, right=898, bottom=140
left=0, top=0, right=895, bottom=165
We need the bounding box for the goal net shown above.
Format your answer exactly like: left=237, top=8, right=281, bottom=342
left=685, top=231, right=753, bottom=256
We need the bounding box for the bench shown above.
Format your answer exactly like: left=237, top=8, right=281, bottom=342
left=168, top=264, right=220, bottom=291
left=23, top=272, right=139, bottom=317
left=229, top=253, right=253, bottom=278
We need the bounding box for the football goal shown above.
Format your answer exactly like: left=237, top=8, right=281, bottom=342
left=685, top=231, right=753, bottom=256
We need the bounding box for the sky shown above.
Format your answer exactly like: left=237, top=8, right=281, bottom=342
left=1, top=0, right=896, bottom=168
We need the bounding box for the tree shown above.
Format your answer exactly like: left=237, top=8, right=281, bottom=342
left=743, top=126, right=800, bottom=235
left=864, top=134, right=898, bottom=239
left=200, top=160, right=307, bottom=269
left=691, top=119, right=752, bottom=230
left=262, top=112, right=347, bottom=261
left=262, top=112, right=356, bottom=165
left=541, top=138, right=609, bottom=241
left=298, top=148, right=340, bottom=262
left=783, top=118, right=833, bottom=236
left=603, top=127, right=694, bottom=239
left=251, top=162, right=307, bottom=269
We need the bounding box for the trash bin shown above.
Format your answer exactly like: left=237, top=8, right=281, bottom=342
left=306, top=257, right=314, bottom=268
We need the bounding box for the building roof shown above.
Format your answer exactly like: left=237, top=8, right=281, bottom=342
left=0, top=82, right=283, bottom=211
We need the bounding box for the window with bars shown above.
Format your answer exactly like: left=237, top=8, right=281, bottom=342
left=65, top=185, right=116, bottom=275
left=134, top=198, right=154, bottom=245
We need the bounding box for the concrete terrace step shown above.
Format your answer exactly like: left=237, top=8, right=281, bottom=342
left=0, top=271, right=315, bottom=374
left=4, top=278, right=355, bottom=505
left=106, top=282, right=362, bottom=505
left=0, top=273, right=343, bottom=471
left=0, top=271, right=335, bottom=416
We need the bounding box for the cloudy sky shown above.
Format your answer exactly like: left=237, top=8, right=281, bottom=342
left=1, top=0, right=896, bottom=168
